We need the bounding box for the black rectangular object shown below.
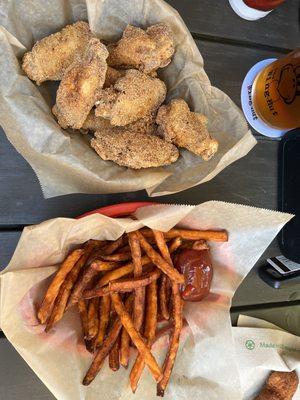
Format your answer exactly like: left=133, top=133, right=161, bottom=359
left=278, top=128, right=300, bottom=263
left=259, top=263, right=300, bottom=289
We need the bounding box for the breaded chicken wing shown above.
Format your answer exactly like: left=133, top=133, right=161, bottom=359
left=255, top=371, right=298, bottom=400
left=156, top=99, right=218, bottom=161
left=22, top=21, right=92, bottom=85
left=95, top=87, right=118, bottom=120
left=95, top=69, right=166, bottom=126
left=52, top=104, right=68, bottom=129
left=82, top=110, right=156, bottom=135
left=91, top=130, right=179, bottom=169
left=104, top=67, right=125, bottom=88
left=54, top=38, right=108, bottom=129
left=107, top=23, right=174, bottom=73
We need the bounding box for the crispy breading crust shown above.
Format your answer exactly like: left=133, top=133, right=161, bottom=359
left=22, top=21, right=92, bottom=85
left=255, top=371, right=299, bottom=400
left=95, top=87, right=118, bottom=120
left=52, top=104, right=69, bottom=129
left=95, top=69, right=166, bottom=126
left=104, top=67, right=125, bottom=88
left=55, top=38, right=108, bottom=129
left=107, top=23, right=174, bottom=73
left=156, top=99, right=218, bottom=161
left=91, top=130, right=179, bottom=169
left=82, top=110, right=157, bottom=135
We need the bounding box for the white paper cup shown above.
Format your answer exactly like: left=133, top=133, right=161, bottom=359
left=241, top=58, right=288, bottom=138
left=229, top=0, right=272, bottom=20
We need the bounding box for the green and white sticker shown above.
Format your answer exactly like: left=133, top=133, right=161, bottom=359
left=245, top=339, right=255, bottom=350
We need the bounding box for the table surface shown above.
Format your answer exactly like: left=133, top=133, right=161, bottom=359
left=0, top=1, right=299, bottom=398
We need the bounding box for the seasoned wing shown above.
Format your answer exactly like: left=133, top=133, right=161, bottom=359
left=91, top=130, right=179, bottom=169
left=52, top=104, right=68, bottom=129
left=54, top=38, right=108, bottom=129
left=22, top=21, right=92, bottom=85
left=95, top=69, right=166, bottom=126
left=107, top=23, right=174, bottom=73
left=255, top=371, right=299, bottom=400
left=82, top=110, right=156, bottom=135
left=95, top=87, right=118, bottom=120
left=104, top=67, right=125, bottom=88
left=156, top=99, right=218, bottom=161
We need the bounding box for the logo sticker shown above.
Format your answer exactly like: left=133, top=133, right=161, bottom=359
left=245, top=339, right=255, bottom=350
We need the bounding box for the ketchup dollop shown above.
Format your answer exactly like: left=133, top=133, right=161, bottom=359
left=175, top=249, right=213, bottom=302
left=244, top=0, right=285, bottom=11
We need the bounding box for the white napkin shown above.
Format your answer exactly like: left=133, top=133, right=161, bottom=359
left=233, top=315, right=300, bottom=399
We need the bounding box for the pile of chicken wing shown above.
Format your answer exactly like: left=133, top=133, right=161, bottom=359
left=22, top=21, right=218, bottom=169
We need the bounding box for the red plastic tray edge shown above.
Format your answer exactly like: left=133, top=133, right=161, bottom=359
left=77, top=201, right=157, bottom=219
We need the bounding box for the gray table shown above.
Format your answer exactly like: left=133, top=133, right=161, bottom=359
left=1, top=0, right=299, bottom=398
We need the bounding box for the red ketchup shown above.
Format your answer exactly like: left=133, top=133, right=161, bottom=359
left=175, top=249, right=213, bottom=302
left=244, top=0, right=286, bottom=11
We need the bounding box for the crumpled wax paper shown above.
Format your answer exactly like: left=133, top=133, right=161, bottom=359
left=233, top=315, right=300, bottom=399
left=0, top=0, right=256, bottom=198
left=0, top=202, right=292, bottom=400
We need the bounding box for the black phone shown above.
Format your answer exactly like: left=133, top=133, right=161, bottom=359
left=259, top=259, right=300, bottom=289
left=278, top=128, right=300, bottom=264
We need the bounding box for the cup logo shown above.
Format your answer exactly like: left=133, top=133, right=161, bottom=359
left=277, top=63, right=300, bottom=104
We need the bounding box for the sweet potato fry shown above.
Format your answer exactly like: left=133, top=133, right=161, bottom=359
left=120, top=327, right=130, bottom=368
left=85, top=339, right=95, bottom=354
left=38, top=248, right=84, bottom=324
left=140, top=227, right=228, bottom=242
left=153, top=230, right=173, bottom=265
left=111, top=292, right=162, bottom=383
left=144, top=280, right=158, bottom=346
left=158, top=275, right=170, bottom=321
left=152, top=230, right=174, bottom=321
left=83, top=296, right=133, bottom=385
left=87, top=298, right=99, bottom=341
left=68, top=237, right=123, bottom=306
left=128, top=232, right=142, bottom=275
left=83, top=317, right=122, bottom=385
left=84, top=243, right=108, bottom=266
left=100, top=252, right=132, bottom=262
left=90, top=260, right=120, bottom=272
left=117, top=245, right=131, bottom=253
left=78, top=299, right=89, bottom=339
left=101, top=236, right=124, bottom=255
left=157, top=283, right=183, bottom=397
left=83, top=285, right=110, bottom=299
left=45, top=241, right=98, bottom=331
left=67, top=266, right=99, bottom=308
left=93, top=239, right=181, bottom=291
left=83, top=269, right=161, bottom=299
left=67, top=242, right=107, bottom=308
left=135, top=231, right=184, bottom=284
left=45, top=271, right=78, bottom=332
left=45, top=279, right=70, bottom=332
left=94, top=295, right=111, bottom=349
left=118, top=237, right=165, bottom=251
left=109, top=335, right=120, bottom=371
left=128, top=232, right=145, bottom=333
left=85, top=239, right=106, bottom=248
left=94, top=255, right=151, bottom=288
left=110, top=269, right=161, bottom=292
left=130, top=279, right=158, bottom=393
left=168, top=237, right=182, bottom=254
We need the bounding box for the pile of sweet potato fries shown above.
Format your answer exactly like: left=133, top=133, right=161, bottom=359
left=37, top=227, right=228, bottom=396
